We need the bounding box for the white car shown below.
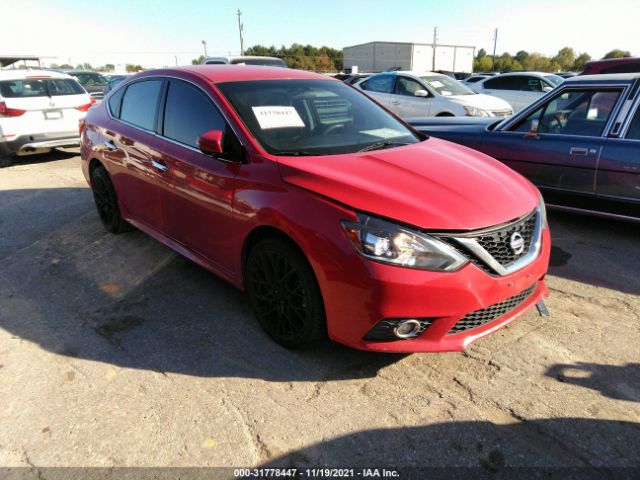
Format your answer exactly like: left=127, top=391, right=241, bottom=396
left=0, top=69, right=93, bottom=167
left=354, top=71, right=513, bottom=119
left=203, top=55, right=287, bottom=68
left=469, top=72, right=564, bottom=113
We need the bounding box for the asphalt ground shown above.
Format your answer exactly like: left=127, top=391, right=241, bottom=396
left=0, top=151, right=638, bottom=477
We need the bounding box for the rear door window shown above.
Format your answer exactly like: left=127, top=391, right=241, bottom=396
left=360, top=75, right=394, bottom=93
left=484, top=76, right=517, bottom=90
left=0, top=78, right=84, bottom=97
left=120, top=80, right=163, bottom=131
left=162, top=80, right=226, bottom=148
left=625, top=106, right=640, bottom=139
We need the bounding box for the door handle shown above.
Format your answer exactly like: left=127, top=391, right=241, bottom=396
left=103, top=139, right=117, bottom=151
left=151, top=160, right=169, bottom=173
left=569, top=147, right=589, bottom=156
left=391, top=101, right=400, bottom=105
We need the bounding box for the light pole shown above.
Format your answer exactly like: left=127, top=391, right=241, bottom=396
left=201, top=40, right=208, bottom=59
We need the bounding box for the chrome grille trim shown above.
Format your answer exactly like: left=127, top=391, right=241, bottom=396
left=433, top=205, right=543, bottom=276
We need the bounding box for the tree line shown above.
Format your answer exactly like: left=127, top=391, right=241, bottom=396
left=474, top=47, right=633, bottom=73
left=192, top=44, right=343, bottom=72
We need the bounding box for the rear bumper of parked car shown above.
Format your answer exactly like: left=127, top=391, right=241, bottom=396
left=0, top=131, right=80, bottom=156
left=322, top=228, right=551, bottom=353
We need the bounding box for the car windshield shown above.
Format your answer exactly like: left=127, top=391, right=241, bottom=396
left=420, top=75, right=474, bottom=96
left=217, top=79, right=422, bottom=155
left=544, top=74, right=564, bottom=86
left=0, top=78, right=85, bottom=97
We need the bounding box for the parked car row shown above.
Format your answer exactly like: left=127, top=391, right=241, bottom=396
left=354, top=71, right=513, bottom=118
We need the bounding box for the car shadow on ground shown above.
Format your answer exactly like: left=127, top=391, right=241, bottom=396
left=0, top=188, right=406, bottom=382
left=259, top=418, right=640, bottom=471
left=545, top=362, right=640, bottom=403
left=3, top=148, right=79, bottom=167
left=546, top=210, right=640, bottom=295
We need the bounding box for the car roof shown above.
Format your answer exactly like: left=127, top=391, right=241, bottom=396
left=137, top=65, right=332, bottom=83
left=0, top=69, right=75, bottom=80
left=488, top=71, right=556, bottom=77
left=563, top=72, right=640, bottom=84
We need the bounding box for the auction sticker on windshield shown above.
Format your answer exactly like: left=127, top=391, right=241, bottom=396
left=252, top=106, right=305, bottom=129
left=360, top=128, right=406, bottom=139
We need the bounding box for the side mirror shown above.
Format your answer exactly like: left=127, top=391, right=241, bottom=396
left=414, top=89, right=430, bottom=97
left=197, top=130, right=224, bottom=155
left=542, top=86, right=553, bottom=93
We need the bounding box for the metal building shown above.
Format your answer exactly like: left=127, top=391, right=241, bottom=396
left=343, top=41, right=475, bottom=73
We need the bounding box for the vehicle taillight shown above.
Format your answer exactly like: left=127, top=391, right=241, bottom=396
left=75, top=97, right=96, bottom=112
left=79, top=119, right=86, bottom=136
left=0, top=101, right=26, bottom=117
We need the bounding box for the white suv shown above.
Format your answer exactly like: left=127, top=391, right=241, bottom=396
left=354, top=71, right=513, bottom=119
left=0, top=69, right=93, bottom=167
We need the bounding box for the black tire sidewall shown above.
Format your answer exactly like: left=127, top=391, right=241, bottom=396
left=246, top=238, right=326, bottom=349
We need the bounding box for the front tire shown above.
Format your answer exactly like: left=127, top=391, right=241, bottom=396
left=246, top=238, right=327, bottom=349
left=90, top=165, right=133, bottom=234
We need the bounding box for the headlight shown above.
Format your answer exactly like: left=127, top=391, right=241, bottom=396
left=539, top=192, right=548, bottom=229
left=463, top=105, right=492, bottom=117
left=341, top=214, right=468, bottom=271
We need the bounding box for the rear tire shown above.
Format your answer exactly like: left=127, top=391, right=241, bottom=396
left=90, top=165, right=133, bottom=234
left=246, top=238, right=327, bottom=349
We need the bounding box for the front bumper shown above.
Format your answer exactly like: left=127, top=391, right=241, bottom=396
left=322, top=227, right=551, bottom=353
left=0, top=132, right=80, bottom=157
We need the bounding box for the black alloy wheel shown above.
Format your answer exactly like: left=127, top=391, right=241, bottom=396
left=246, top=238, right=326, bottom=348
left=90, top=166, right=133, bottom=234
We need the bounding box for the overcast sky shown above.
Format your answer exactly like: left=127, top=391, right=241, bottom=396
left=2, top=0, right=638, bottom=68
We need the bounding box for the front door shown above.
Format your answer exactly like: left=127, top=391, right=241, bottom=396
left=486, top=87, right=624, bottom=194
left=155, top=79, right=241, bottom=275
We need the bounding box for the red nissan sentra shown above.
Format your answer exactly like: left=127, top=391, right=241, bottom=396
left=80, top=66, right=550, bottom=353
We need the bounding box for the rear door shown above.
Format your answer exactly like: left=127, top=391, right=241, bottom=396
left=358, top=75, right=395, bottom=109
left=155, top=79, right=241, bottom=274
left=390, top=75, right=432, bottom=117
left=103, top=78, right=170, bottom=231
left=596, top=101, right=640, bottom=211
left=485, top=87, right=624, bottom=194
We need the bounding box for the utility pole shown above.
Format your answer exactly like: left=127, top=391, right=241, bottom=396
left=237, top=9, right=244, bottom=56
left=201, top=40, right=208, bottom=58
left=432, top=26, right=438, bottom=71
left=492, top=28, right=498, bottom=71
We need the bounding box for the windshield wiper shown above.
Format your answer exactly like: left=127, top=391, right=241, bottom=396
left=275, top=151, right=322, bottom=156
left=358, top=141, right=411, bottom=153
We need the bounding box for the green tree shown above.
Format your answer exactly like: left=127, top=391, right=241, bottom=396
left=553, top=47, right=576, bottom=71
left=603, top=49, right=631, bottom=59
left=104, top=64, right=115, bottom=71
left=59, top=63, right=73, bottom=69
left=191, top=55, right=205, bottom=65
left=125, top=64, right=144, bottom=73
left=572, top=53, right=592, bottom=71
left=515, top=50, right=529, bottom=65
left=476, top=48, right=486, bottom=58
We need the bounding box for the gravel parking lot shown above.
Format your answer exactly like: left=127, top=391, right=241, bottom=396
left=0, top=151, right=639, bottom=474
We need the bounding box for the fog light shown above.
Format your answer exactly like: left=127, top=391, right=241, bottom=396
left=393, top=319, right=422, bottom=339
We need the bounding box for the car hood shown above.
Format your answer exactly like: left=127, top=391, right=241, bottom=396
left=447, top=93, right=512, bottom=111
left=277, top=138, right=539, bottom=231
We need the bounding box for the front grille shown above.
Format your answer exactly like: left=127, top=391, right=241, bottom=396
left=475, top=210, right=537, bottom=268
left=363, top=318, right=435, bottom=341
left=448, top=284, right=536, bottom=335
left=438, top=209, right=538, bottom=275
